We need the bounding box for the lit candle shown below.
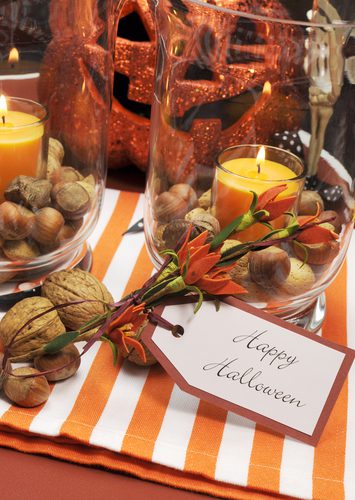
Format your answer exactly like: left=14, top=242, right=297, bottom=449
left=0, top=95, right=47, bottom=201
left=213, top=145, right=304, bottom=242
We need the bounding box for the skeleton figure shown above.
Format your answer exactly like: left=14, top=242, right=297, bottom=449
left=306, top=0, right=349, bottom=176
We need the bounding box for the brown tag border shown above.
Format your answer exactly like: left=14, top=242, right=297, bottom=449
left=142, top=296, right=355, bottom=446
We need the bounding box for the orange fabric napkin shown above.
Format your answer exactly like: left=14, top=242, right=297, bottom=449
left=0, top=189, right=353, bottom=500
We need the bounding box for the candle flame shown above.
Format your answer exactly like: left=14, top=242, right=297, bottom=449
left=257, top=146, right=266, bottom=163
left=263, top=81, right=271, bottom=95
left=8, top=47, right=19, bottom=65
left=0, top=95, right=7, bottom=116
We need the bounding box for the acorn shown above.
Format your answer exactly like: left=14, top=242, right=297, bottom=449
left=154, top=191, right=189, bottom=223
left=31, top=207, right=65, bottom=245
left=298, top=190, right=324, bottom=215
left=0, top=201, right=34, bottom=240
left=3, top=367, right=50, bottom=407
left=169, top=184, right=197, bottom=210
left=249, top=246, right=291, bottom=288
left=34, top=344, right=81, bottom=382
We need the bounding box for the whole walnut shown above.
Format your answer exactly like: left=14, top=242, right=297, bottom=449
left=41, top=269, right=114, bottom=332
left=0, top=296, right=65, bottom=361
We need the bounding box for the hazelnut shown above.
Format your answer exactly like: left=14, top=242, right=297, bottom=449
left=49, top=166, right=84, bottom=184
left=3, top=239, right=40, bottom=261
left=280, top=258, right=315, bottom=296
left=293, top=240, right=340, bottom=265
left=51, top=181, right=91, bottom=220
left=298, top=190, right=324, bottom=215
left=31, top=207, right=65, bottom=245
left=0, top=201, right=34, bottom=240
left=58, top=224, right=76, bottom=242
left=46, top=138, right=64, bottom=179
left=249, top=246, right=291, bottom=288
left=169, top=184, right=197, bottom=210
left=154, top=191, right=189, bottom=223
left=3, top=367, right=50, bottom=407
left=5, top=175, right=52, bottom=210
left=162, top=220, right=201, bottom=249
left=34, top=344, right=81, bottom=382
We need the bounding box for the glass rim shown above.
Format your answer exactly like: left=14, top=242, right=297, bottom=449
left=0, top=96, right=48, bottom=130
left=215, top=144, right=306, bottom=182
left=177, top=0, right=355, bottom=28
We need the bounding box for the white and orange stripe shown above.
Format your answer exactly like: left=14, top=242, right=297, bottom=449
left=0, top=189, right=353, bottom=500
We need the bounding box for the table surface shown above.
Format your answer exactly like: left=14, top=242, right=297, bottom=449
left=1, top=168, right=221, bottom=500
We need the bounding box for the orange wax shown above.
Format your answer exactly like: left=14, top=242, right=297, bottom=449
left=214, top=157, right=299, bottom=242
left=0, top=110, right=44, bottom=201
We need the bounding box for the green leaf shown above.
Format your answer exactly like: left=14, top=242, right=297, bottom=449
left=181, top=249, right=190, bottom=279
left=142, top=276, right=177, bottom=301
left=210, top=213, right=245, bottom=249
left=102, top=336, right=118, bottom=365
left=249, top=191, right=258, bottom=212
left=160, top=249, right=179, bottom=265
left=293, top=240, right=309, bottom=267
left=186, top=285, right=204, bottom=313
left=44, top=330, right=80, bottom=354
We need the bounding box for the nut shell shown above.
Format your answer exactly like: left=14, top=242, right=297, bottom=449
left=31, top=207, right=65, bottom=245
left=154, top=192, right=189, bottom=223
left=34, top=344, right=81, bottom=381
left=293, top=240, right=340, bottom=265
left=249, top=246, right=291, bottom=288
left=2, top=239, right=40, bottom=261
left=162, top=220, right=201, bottom=249
left=5, top=176, right=52, bottom=210
left=0, top=352, right=12, bottom=390
left=0, top=296, right=65, bottom=361
left=51, top=181, right=91, bottom=220
left=279, top=258, right=315, bottom=296
left=0, top=201, right=34, bottom=240
left=198, top=189, right=211, bottom=210
left=169, top=184, right=197, bottom=210
left=42, top=269, right=114, bottom=331
left=50, top=166, right=84, bottom=184
left=298, top=190, right=324, bottom=215
left=3, top=367, right=50, bottom=407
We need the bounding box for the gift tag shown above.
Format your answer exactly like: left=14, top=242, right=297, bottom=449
left=142, top=298, right=354, bottom=445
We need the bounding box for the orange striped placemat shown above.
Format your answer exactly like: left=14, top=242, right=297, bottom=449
left=0, top=189, right=353, bottom=500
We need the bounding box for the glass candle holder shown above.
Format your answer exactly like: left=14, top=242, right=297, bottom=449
left=0, top=0, right=116, bottom=302
left=143, top=0, right=355, bottom=331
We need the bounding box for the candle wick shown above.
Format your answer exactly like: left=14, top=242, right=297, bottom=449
left=257, top=161, right=261, bottom=174
left=1, top=115, right=5, bottom=125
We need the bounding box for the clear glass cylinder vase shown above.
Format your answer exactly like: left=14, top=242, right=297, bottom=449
left=144, top=0, right=355, bottom=330
left=0, top=0, right=117, bottom=299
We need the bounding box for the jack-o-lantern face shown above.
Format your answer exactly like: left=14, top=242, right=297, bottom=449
left=109, top=0, right=156, bottom=170
left=111, top=0, right=304, bottom=177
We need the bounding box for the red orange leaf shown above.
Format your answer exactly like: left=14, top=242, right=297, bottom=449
left=297, top=225, right=338, bottom=244
left=185, top=253, right=221, bottom=284
left=256, top=184, right=287, bottom=210
left=197, top=276, right=247, bottom=295
left=125, top=337, right=147, bottom=363
left=261, top=196, right=297, bottom=221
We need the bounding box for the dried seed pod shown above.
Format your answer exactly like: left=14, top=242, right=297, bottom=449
left=3, top=367, right=50, bottom=407
left=49, top=166, right=84, bottom=184
left=2, top=239, right=40, bottom=261
left=298, top=190, right=324, bottom=215
left=280, top=258, right=315, bottom=296
left=31, top=207, right=65, bottom=245
left=162, top=220, right=201, bottom=249
left=0, top=352, right=12, bottom=390
left=0, top=296, right=65, bottom=361
left=51, top=181, right=91, bottom=220
left=185, top=208, right=206, bottom=222
left=46, top=138, right=64, bottom=179
left=42, top=269, right=113, bottom=331
left=5, top=175, right=52, bottom=210
left=293, top=240, right=340, bottom=265
left=188, top=212, right=220, bottom=236
left=34, top=344, right=81, bottom=382
left=198, top=189, right=212, bottom=209
left=0, top=201, right=35, bottom=240
left=154, top=191, right=189, bottom=223
left=169, top=184, right=198, bottom=210
left=249, top=246, right=291, bottom=288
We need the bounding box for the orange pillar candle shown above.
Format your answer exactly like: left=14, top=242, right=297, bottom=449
left=0, top=95, right=47, bottom=201
left=213, top=145, right=304, bottom=242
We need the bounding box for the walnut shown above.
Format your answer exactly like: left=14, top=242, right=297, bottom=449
left=41, top=269, right=114, bottom=331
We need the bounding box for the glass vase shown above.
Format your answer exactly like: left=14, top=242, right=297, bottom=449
left=0, top=0, right=117, bottom=302
left=144, top=0, right=355, bottom=331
